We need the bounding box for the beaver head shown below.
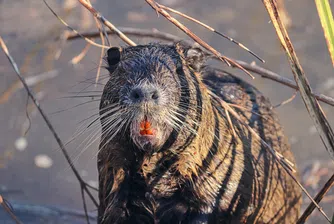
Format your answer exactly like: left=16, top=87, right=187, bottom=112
left=99, top=43, right=205, bottom=153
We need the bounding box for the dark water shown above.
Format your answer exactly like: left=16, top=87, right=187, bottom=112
left=0, top=0, right=333, bottom=223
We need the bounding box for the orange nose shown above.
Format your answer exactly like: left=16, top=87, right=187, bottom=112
left=140, top=120, right=153, bottom=135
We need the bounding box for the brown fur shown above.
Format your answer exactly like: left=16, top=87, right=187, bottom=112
left=97, top=43, right=302, bottom=223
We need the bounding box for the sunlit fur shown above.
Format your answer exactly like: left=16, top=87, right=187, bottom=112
left=97, top=43, right=302, bottom=224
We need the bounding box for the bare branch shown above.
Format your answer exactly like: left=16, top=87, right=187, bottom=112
left=65, top=28, right=334, bottom=107
left=297, top=174, right=334, bottom=223
left=0, top=195, right=22, bottom=224
left=144, top=0, right=257, bottom=79
left=157, top=3, right=265, bottom=63
left=77, top=0, right=136, bottom=46
left=43, top=0, right=108, bottom=49
left=0, top=36, right=98, bottom=208
left=80, top=186, right=90, bottom=224
left=263, top=0, right=334, bottom=161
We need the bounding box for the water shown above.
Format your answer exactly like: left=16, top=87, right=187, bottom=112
left=0, top=0, right=333, bottom=223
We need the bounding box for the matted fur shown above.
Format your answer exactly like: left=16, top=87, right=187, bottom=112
left=97, top=43, right=302, bottom=224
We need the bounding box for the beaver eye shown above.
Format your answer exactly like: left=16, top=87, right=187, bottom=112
left=107, top=47, right=121, bottom=66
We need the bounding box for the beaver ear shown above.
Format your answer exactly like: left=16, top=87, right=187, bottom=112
left=106, top=47, right=121, bottom=72
left=185, top=46, right=205, bottom=72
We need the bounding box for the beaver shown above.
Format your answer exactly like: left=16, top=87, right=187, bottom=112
left=97, top=42, right=302, bottom=224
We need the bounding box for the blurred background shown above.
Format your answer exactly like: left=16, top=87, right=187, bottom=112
left=0, top=0, right=333, bottom=223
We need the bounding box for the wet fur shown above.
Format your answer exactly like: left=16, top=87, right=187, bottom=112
left=98, top=43, right=302, bottom=223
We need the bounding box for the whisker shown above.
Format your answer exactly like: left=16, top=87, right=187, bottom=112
left=70, top=110, right=129, bottom=165
left=49, top=99, right=100, bottom=115
left=60, top=95, right=101, bottom=98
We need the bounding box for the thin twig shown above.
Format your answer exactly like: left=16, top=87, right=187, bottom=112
left=93, top=18, right=106, bottom=84
left=85, top=0, right=108, bottom=84
left=0, top=37, right=98, bottom=208
left=0, top=195, right=22, bottom=224
left=145, top=0, right=256, bottom=79
left=73, top=5, right=98, bottom=216
left=263, top=0, right=334, bottom=221
left=297, top=173, right=334, bottom=223
left=71, top=43, right=92, bottom=64
left=217, top=97, right=296, bottom=172
left=65, top=28, right=334, bottom=107
left=273, top=90, right=297, bottom=108
left=80, top=185, right=90, bottom=224
left=157, top=3, right=265, bottom=63
left=225, top=108, right=238, bottom=140
left=77, top=0, right=136, bottom=46
left=263, top=0, right=334, bottom=161
left=0, top=70, right=58, bottom=104
left=86, top=182, right=99, bottom=192
left=65, top=27, right=182, bottom=42
left=232, top=62, right=334, bottom=107
left=43, top=0, right=108, bottom=49
left=97, top=18, right=111, bottom=47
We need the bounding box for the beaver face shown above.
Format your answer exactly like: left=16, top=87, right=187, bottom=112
left=100, top=45, right=189, bottom=152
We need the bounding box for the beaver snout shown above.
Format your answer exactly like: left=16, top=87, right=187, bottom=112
left=129, top=86, right=160, bottom=104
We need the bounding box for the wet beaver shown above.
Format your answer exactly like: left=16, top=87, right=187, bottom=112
left=97, top=43, right=302, bottom=224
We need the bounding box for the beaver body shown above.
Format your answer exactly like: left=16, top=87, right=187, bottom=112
left=98, top=43, right=301, bottom=223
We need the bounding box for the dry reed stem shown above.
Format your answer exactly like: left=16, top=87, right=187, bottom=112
left=43, top=0, right=107, bottom=49
left=84, top=0, right=108, bottom=84
left=145, top=0, right=256, bottom=79
left=0, top=195, right=22, bottom=224
left=157, top=3, right=265, bottom=63
left=297, top=174, right=334, bottom=223
left=263, top=0, right=334, bottom=161
left=66, top=27, right=182, bottom=42
left=0, top=37, right=98, bottom=209
left=263, top=0, right=334, bottom=222
left=314, top=0, right=334, bottom=66
left=92, top=18, right=106, bottom=84
left=65, top=28, right=334, bottom=107
left=47, top=0, right=108, bottom=85
left=77, top=0, right=136, bottom=46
